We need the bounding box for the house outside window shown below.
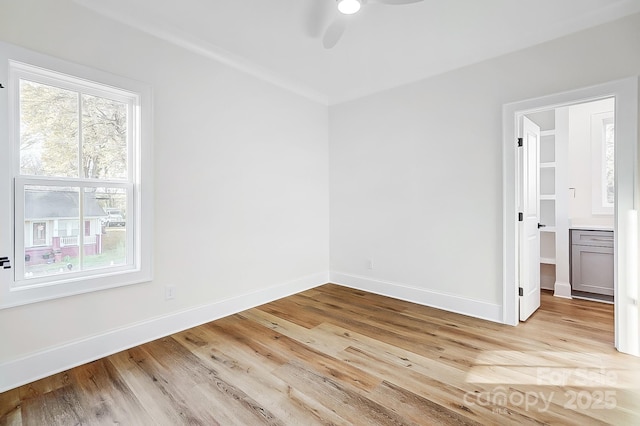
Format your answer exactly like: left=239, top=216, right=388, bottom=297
left=22, top=189, right=119, bottom=276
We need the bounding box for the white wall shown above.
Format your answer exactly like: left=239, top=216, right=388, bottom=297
left=568, top=98, right=615, bottom=226
left=329, top=12, right=640, bottom=320
left=0, top=0, right=329, bottom=385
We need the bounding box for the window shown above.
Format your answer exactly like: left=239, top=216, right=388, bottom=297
left=591, top=110, right=614, bottom=215
left=602, top=118, right=615, bottom=206
left=0, top=43, right=152, bottom=308
left=32, top=222, right=47, bottom=246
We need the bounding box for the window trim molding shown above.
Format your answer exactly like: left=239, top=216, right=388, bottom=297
left=0, top=42, right=153, bottom=309
left=591, top=111, right=615, bottom=215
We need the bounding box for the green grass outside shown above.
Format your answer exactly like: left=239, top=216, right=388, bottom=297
left=25, top=229, right=126, bottom=277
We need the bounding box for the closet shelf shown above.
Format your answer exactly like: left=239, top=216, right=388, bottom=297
left=540, top=257, right=556, bottom=265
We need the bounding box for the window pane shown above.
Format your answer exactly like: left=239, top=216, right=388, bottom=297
left=604, top=122, right=615, bottom=204
left=20, top=80, right=79, bottom=177
left=22, top=186, right=129, bottom=279
left=81, top=94, right=128, bottom=179
left=87, top=187, right=128, bottom=270
left=24, top=186, right=80, bottom=279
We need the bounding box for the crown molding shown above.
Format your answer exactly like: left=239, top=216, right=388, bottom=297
left=74, top=0, right=329, bottom=105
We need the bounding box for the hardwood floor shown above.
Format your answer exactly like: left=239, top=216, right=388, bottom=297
left=1, top=285, right=639, bottom=425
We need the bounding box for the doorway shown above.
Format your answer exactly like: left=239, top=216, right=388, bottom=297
left=521, top=98, right=615, bottom=308
left=502, top=77, right=639, bottom=357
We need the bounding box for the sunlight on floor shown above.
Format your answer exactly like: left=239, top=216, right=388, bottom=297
left=465, top=350, right=640, bottom=388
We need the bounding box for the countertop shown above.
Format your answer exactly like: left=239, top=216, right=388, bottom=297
left=570, top=224, right=614, bottom=231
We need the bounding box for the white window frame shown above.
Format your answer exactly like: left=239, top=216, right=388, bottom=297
left=591, top=111, right=615, bottom=215
left=0, top=42, right=153, bottom=308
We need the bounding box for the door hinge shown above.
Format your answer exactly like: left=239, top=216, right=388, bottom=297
left=518, top=212, right=523, bottom=222
left=517, top=137, right=523, bottom=147
left=518, top=287, right=523, bottom=297
left=0, top=257, right=11, bottom=269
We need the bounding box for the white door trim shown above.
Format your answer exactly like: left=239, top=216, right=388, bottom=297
left=502, top=77, right=639, bottom=356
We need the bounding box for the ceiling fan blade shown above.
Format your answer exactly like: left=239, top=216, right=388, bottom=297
left=304, top=0, right=332, bottom=38
left=322, top=19, right=348, bottom=49
left=369, top=0, right=424, bottom=4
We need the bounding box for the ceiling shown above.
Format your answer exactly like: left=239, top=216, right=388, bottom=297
left=75, top=0, right=640, bottom=105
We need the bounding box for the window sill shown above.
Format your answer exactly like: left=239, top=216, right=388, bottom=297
left=1, top=268, right=152, bottom=309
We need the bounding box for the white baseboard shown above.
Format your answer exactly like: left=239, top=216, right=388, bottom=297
left=330, top=271, right=502, bottom=324
left=0, top=271, right=329, bottom=393
left=554, top=281, right=572, bottom=298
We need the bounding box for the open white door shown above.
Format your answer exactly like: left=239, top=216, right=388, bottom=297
left=518, top=116, right=541, bottom=321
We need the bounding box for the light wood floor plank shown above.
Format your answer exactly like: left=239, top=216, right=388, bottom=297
left=210, top=313, right=382, bottom=392
left=68, top=358, right=155, bottom=425
left=173, top=328, right=334, bottom=425
left=20, top=385, right=88, bottom=425
left=2, top=285, right=639, bottom=425
left=273, top=360, right=411, bottom=426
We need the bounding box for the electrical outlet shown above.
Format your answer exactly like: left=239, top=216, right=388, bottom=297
left=366, top=259, right=373, bottom=270
left=165, top=285, right=176, bottom=300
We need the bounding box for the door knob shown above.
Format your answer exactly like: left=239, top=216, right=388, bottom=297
left=538, top=223, right=546, bottom=229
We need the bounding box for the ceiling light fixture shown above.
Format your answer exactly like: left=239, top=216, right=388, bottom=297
left=338, top=0, right=361, bottom=15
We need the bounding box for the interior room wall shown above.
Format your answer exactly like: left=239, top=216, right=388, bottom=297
left=568, top=98, right=615, bottom=227
left=0, top=0, right=329, bottom=376
left=329, top=12, right=640, bottom=320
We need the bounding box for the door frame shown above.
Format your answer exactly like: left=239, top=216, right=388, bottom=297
left=502, top=77, right=639, bottom=356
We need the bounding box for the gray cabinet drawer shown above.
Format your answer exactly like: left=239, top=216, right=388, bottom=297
left=570, top=230, right=614, bottom=248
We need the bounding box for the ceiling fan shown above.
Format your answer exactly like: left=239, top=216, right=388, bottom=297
left=323, top=0, right=424, bottom=49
